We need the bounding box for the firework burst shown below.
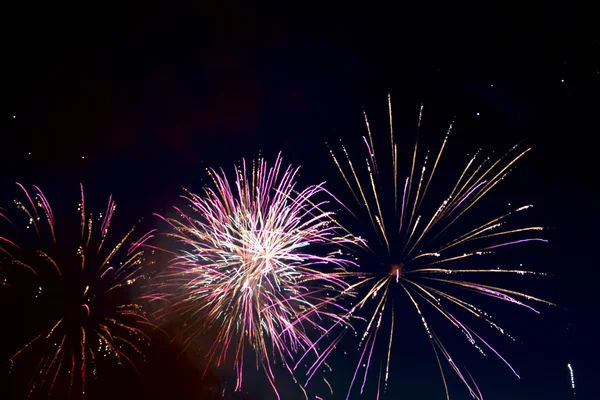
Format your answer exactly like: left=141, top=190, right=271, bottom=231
left=326, top=95, right=553, bottom=399
left=1, top=184, right=154, bottom=398
left=146, top=154, right=361, bottom=398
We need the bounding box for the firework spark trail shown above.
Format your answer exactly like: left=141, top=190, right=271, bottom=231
left=328, top=96, right=551, bottom=399
left=567, top=363, right=575, bottom=393
left=3, top=184, right=154, bottom=398
left=147, top=153, right=363, bottom=398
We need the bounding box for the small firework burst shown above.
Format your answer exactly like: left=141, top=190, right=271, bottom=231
left=2, top=184, right=155, bottom=398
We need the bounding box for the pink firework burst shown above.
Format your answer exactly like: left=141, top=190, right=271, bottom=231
left=146, top=154, right=363, bottom=398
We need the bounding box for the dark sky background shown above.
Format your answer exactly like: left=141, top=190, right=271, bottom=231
left=0, top=1, right=598, bottom=399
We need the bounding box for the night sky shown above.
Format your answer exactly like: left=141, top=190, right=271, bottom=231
left=1, top=1, right=598, bottom=399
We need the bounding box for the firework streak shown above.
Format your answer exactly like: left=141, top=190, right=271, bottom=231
left=1, top=184, right=154, bottom=398
left=325, top=95, right=553, bottom=399
left=145, top=154, right=362, bottom=398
